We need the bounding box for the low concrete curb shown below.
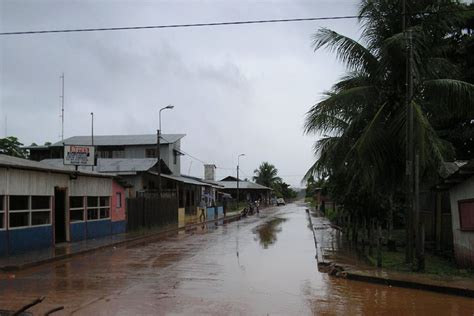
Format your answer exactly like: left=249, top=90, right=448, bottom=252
left=0, top=214, right=242, bottom=272
left=343, top=270, right=474, bottom=298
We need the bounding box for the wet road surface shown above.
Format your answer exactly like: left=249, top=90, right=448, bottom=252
left=1, top=203, right=473, bottom=315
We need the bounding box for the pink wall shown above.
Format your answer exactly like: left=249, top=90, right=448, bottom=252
left=111, top=180, right=126, bottom=222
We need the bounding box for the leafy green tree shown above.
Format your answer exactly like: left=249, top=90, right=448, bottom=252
left=253, top=162, right=282, bottom=188
left=273, top=180, right=297, bottom=199
left=0, top=137, right=27, bottom=158
left=304, top=0, right=474, bottom=262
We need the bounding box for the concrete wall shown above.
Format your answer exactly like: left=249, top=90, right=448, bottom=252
left=8, top=226, right=53, bottom=253
left=171, top=140, right=181, bottom=175
left=449, top=176, right=474, bottom=267
left=122, top=142, right=181, bottom=176
left=111, top=180, right=126, bottom=234
left=0, top=231, right=7, bottom=256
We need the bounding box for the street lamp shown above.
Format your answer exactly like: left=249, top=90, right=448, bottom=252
left=237, top=153, right=245, bottom=205
left=157, top=105, right=174, bottom=196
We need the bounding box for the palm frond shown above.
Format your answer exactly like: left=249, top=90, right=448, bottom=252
left=304, top=85, right=378, bottom=135
left=423, top=79, right=474, bottom=119
left=312, top=28, right=378, bottom=74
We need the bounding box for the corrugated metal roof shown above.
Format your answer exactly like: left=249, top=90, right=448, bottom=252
left=0, top=154, right=112, bottom=177
left=436, top=160, right=474, bottom=190
left=160, top=174, right=211, bottom=186
left=42, top=158, right=158, bottom=173
left=216, top=180, right=271, bottom=190
left=51, top=134, right=185, bottom=147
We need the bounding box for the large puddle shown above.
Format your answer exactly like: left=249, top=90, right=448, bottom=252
left=252, top=217, right=288, bottom=249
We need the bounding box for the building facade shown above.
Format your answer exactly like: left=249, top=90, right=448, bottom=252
left=0, top=155, right=126, bottom=255
left=27, top=134, right=185, bottom=176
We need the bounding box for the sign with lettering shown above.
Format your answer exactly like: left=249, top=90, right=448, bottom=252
left=64, top=145, right=95, bottom=166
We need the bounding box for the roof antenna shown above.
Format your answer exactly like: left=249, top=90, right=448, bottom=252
left=59, top=73, right=65, bottom=141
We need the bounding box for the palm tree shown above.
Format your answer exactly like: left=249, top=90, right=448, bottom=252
left=304, top=0, right=474, bottom=263
left=253, top=162, right=282, bottom=188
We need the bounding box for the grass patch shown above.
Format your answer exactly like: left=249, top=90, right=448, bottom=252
left=305, top=197, right=316, bottom=208
left=325, top=207, right=338, bottom=222
left=367, top=250, right=474, bottom=278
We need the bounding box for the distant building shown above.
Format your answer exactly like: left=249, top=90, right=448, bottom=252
left=217, top=176, right=271, bottom=203
left=26, top=134, right=185, bottom=176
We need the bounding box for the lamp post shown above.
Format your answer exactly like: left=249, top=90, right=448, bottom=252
left=91, top=112, right=94, bottom=171
left=237, top=153, right=245, bottom=205
left=157, top=105, right=174, bottom=196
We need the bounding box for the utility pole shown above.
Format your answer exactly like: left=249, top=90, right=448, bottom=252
left=157, top=105, right=174, bottom=197
left=237, top=154, right=245, bottom=206
left=237, top=164, right=240, bottom=203
left=91, top=112, right=94, bottom=171
left=403, top=0, right=414, bottom=264
left=408, top=29, right=417, bottom=266
left=157, top=128, right=161, bottom=194
left=415, top=152, right=424, bottom=270
left=60, top=73, right=65, bottom=141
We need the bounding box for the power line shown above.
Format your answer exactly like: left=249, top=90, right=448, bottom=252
left=160, top=135, right=208, bottom=165
left=0, top=15, right=360, bottom=36
left=1, top=8, right=472, bottom=36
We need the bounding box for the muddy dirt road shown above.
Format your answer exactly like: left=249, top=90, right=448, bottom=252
left=1, top=203, right=472, bottom=315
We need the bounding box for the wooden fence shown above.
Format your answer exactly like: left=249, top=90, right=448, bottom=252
left=127, top=195, right=178, bottom=231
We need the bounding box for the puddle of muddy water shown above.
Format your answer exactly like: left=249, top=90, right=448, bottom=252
left=252, top=217, right=288, bottom=249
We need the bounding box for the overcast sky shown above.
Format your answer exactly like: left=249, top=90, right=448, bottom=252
left=0, top=0, right=360, bottom=187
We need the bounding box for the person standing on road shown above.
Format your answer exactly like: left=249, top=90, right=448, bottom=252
left=199, top=198, right=206, bottom=222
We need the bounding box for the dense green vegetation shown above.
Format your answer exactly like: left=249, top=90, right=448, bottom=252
left=253, top=161, right=297, bottom=200
left=0, top=136, right=27, bottom=158
left=304, top=0, right=474, bottom=269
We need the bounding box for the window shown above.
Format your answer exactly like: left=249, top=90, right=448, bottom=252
left=87, top=196, right=99, bottom=220
left=70, top=196, right=84, bottom=222
left=145, top=148, right=156, bottom=158
left=31, top=212, right=51, bottom=226
left=459, top=199, right=474, bottom=231
left=10, top=195, right=29, bottom=210
left=99, top=196, right=110, bottom=219
left=99, top=150, right=110, bottom=158
left=0, top=196, right=4, bottom=229
left=86, top=196, right=110, bottom=220
left=9, top=196, right=30, bottom=228
left=112, top=150, right=125, bottom=158
left=31, top=196, right=51, bottom=226
left=116, top=192, right=122, bottom=208
left=32, top=196, right=50, bottom=210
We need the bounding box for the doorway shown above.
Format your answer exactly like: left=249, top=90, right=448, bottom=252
left=54, top=187, right=66, bottom=243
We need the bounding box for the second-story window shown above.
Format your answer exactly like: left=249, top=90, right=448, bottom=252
left=145, top=148, right=156, bottom=158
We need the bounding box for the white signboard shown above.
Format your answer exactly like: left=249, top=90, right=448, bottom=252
left=64, top=145, right=95, bottom=166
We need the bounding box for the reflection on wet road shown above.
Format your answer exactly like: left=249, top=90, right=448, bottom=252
left=0, top=203, right=473, bottom=315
